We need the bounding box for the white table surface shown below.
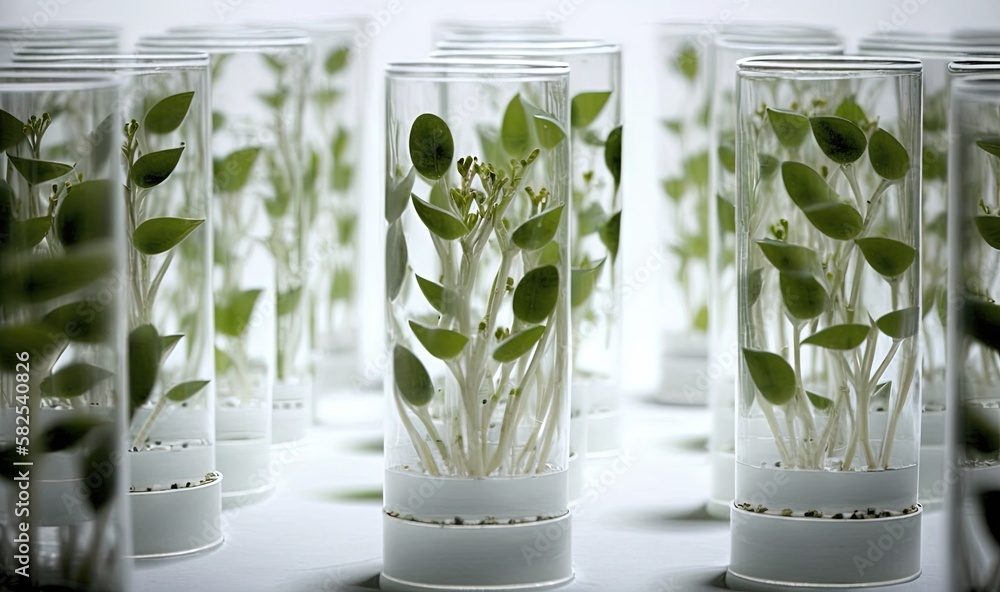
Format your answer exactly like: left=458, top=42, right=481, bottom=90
left=134, top=392, right=947, bottom=592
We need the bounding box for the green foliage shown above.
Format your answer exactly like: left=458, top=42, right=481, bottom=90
left=605, top=125, right=623, bottom=190
left=8, top=154, right=74, bottom=184
left=41, top=416, right=104, bottom=452
left=571, top=258, right=605, bottom=308
left=512, top=265, right=559, bottom=324
left=834, top=97, right=870, bottom=128
left=133, top=217, right=203, bottom=256
left=128, top=324, right=161, bottom=415
left=976, top=138, right=1000, bottom=159
left=493, top=325, right=545, bottom=363
left=876, top=307, right=919, bottom=340
left=742, top=348, right=796, bottom=406
left=0, top=109, right=27, bottom=151
left=411, top=194, right=468, bottom=240
left=781, top=161, right=862, bottom=240
left=810, top=116, right=867, bottom=164
left=214, top=147, right=260, bottom=193
left=0, top=324, right=50, bottom=370
left=779, top=272, right=828, bottom=320
left=40, top=363, right=111, bottom=398
left=42, top=301, right=110, bottom=344
left=855, top=237, right=915, bottom=278
left=409, top=113, right=454, bottom=180
left=416, top=274, right=457, bottom=315
left=1, top=246, right=114, bottom=304
left=757, top=239, right=819, bottom=274
left=164, top=380, right=209, bottom=403
left=502, top=94, right=530, bottom=157
left=276, top=286, right=302, bottom=317
left=513, top=205, right=563, bottom=251
left=409, top=321, right=468, bottom=359
left=324, top=47, right=351, bottom=74
left=571, top=91, right=611, bottom=129
left=976, top=216, right=1000, bottom=250
left=144, top=92, right=194, bottom=135
left=807, top=391, right=834, bottom=411
left=600, top=211, right=621, bottom=262
left=673, top=43, right=699, bottom=82
left=393, top=345, right=433, bottom=407
left=767, top=108, right=809, bottom=149
left=801, top=324, right=870, bottom=350
left=386, top=221, right=407, bottom=302
left=131, top=146, right=185, bottom=188
left=55, top=180, right=115, bottom=248
left=868, top=128, right=909, bottom=180
left=215, top=289, right=263, bottom=338
left=966, top=299, right=1000, bottom=352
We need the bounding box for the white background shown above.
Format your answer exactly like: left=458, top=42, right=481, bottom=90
left=2, top=0, right=998, bottom=394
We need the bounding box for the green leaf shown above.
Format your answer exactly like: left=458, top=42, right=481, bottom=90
left=781, top=161, right=862, bottom=240
left=386, top=221, right=407, bottom=302
left=512, top=205, right=563, bottom=251
left=411, top=194, right=468, bottom=240
left=12, top=216, right=50, bottom=250
left=757, top=239, right=819, bottom=274
left=834, top=97, right=869, bottom=128
left=493, top=325, right=546, bottom=363
left=605, top=125, right=623, bottom=190
left=330, top=268, right=353, bottom=301
left=779, top=272, right=828, bottom=320
left=718, top=140, right=736, bottom=174
left=684, top=151, right=709, bottom=187
left=386, top=167, right=415, bottom=223
left=42, top=301, right=110, bottom=343
left=409, top=113, right=453, bottom=180
left=502, top=94, right=531, bottom=157
left=742, top=348, right=796, bottom=406
left=3, top=246, right=113, bottom=303
left=40, top=363, right=111, bottom=399
left=83, top=427, right=116, bottom=511
left=571, top=91, right=611, bottom=129
left=532, top=113, right=567, bottom=149
left=876, top=307, right=919, bottom=340
left=41, top=416, right=104, bottom=452
left=966, top=299, right=1000, bottom=352
left=165, top=380, right=209, bottom=403
left=131, top=146, right=185, bottom=188
left=513, top=265, right=560, bottom=324
left=571, top=258, right=605, bottom=308
left=810, top=116, right=867, bottom=165
left=600, top=211, right=621, bottom=262
left=673, top=43, right=699, bottom=82
left=324, top=47, right=350, bottom=74
left=215, top=289, right=262, bottom=337
left=977, top=139, right=1000, bottom=159
left=212, top=110, right=226, bottom=131
left=718, top=195, right=736, bottom=234
left=144, top=91, right=194, bottom=134
left=215, top=347, right=233, bottom=376
left=0, top=109, right=26, bottom=151
left=0, top=179, right=12, bottom=249
left=802, top=324, right=870, bottom=350
left=855, top=237, right=915, bottom=277
left=409, top=321, right=468, bottom=359
left=747, top=268, right=764, bottom=307
left=415, top=275, right=456, bottom=315
left=0, top=324, right=51, bottom=370
left=577, top=201, right=606, bottom=236
left=8, top=154, right=73, bottom=184
left=213, top=147, right=260, bottom=193
left=159, top=334, right=183, bottom=361
left=759, top=154, right=780, bottom=180
left=923, top=145, right=948, bottom=182
left=393, top=345, right=433, bottom=407
left=767, top=108, right=809, bottom=149
left=868, top=128, right=909, bottom=181
left=128, top=324, right=161, bottom=414
left=55, top=179, right=114, bottom=248
left=976, top=216, right=1000, bottom=250
left=662, top=177, right=686, bottom=201
left=277, top=286, right=302, bottom=316
left=806, top=391, right=834, bottom=411
left=133, top=217, right=203, bottom=255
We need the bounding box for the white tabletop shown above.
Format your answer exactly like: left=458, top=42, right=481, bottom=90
left=134, top=392, right=946, bottom=591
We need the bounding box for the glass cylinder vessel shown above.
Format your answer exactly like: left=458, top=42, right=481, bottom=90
left=0, top=23, right=119, bottom=60
left=433, top=39, right=622, bottom=494
left=946, top=74, right=1000, bottom=592
left=8, top=53, right=226, bottom=553
left=432, top=20, right=560, bottom=43
left=383, top=59, right=572, bottom=591
left=139, top=28, right=312, bottom=449
left=859, top=35, right=1000, bottom=510
left=0, top=71, right=128, bottom=590
left=707, top=33, right=844, bottom=519
left=730, top=56, right=923, bottom=589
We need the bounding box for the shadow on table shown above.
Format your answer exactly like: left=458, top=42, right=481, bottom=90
left=285, top=558, right=381, bottom=591
left=596, top=503, right=730, bottom=533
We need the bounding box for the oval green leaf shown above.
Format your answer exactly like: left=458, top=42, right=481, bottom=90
left=56, top=179, right=115, bottom=248
left=742, top=348, right=796, bottom=406
left=718, top=195, right=736, bottom=233
left=600, top=210, right=621, bottom=262
left=213, top=146, right=260, bottom=193
left=160, top=334, right=184, bottom=361
left=835, top=97, right=869, bottom=128
left=40, top=363, right=111, bottom=398
left=806, top=391, right=834, bottom=411
left=868, top=128, right=909, bottom=180
left=810, top=116, right=867, bottom=164
left=779, top=271, right=828, bottom=320
left=781, top=161, right=862, bottom=240
left=757, top=239, right=819, bottom=274
left=409, top=321, right=468, bottom=360
left=165, top=380, right=210, bottom=403
left=41, top=416, right=105, bottom=452
left=0, top=324, right=51, bottom=370
left=747, top=268, right=765, bottom=307
left=571, top=91, right=611, bottom=128
left=12, top=216, right=50, bottom=251
left=411, top=194, right=468, bottom=240
left=128, top=324, right=161, bottom=414
left=386, top=167, right=415, bottom=223
left=759, top=154, right=780, bottom=180
left=855, top=237, right=915, bottom=277
left=718, top=141, right=736, bottom=174
left=513, top=265, right=560, bottom=324
left=42, top=300, right=110, bottom=344
left=605, top=125, right=623, bottom=190
left=131, top=146, right=185, bottom=188
left=513, top=205, right=563, bottom=251
left=493, top=325, right=546, bottom=363
left=84, top=427, right=116, bottom=511
left=133, top=217, right=204, bottom=255
left=276, top=286, right=302, bottom=317
left=409, top=113, right=453, bottom=180
left=532, top=113, right=567, bottom=149
left=571, top=258, right=605, bottom=308
left=393, top=345, right=433, bottom=407
left=977, top=138, right=1000, bottom=159
left=386, top=221, right=407, bottom=302
left=0, top=109, right=26, bottom=151
left=415, top=274, right=457, bottom=315
left=324, top=47, right=350, bottom=74
left=144, top=91, right=194, bottom=134
left=215, top=289, right=262, bottom=337
left=502, top=94, right=530, bottom=157
left=8, top=154, right=74, bottom=184
left=6, top=246, right=113, bottom=303
left=967, top=299, right=1000, bottom=351
left=802, top=324, right=870, bottom=350
left=975, top=216, right=1000, bottom=250
left=767, top=108, right=810, bottom=149
left=876, top=306, right=919, bottom=340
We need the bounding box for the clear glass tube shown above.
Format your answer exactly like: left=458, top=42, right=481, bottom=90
left=138, top=28, right=312, bottom=447
left=432, top=20, right=561, bottom=43
left=946, top=74, right=1000, bottom=592
left=0, top=23, right=119, bottom=61
left=432, top=38, right=623, bottom=467
left=382, top=59, right=572, bottom=590
left=0, top=71, right=128, bottom=590
left=731, top=56, right=922, bottom=588
left=706, top=33, right=844, bottom=519
left=859, top=35, right=1000, bottom=509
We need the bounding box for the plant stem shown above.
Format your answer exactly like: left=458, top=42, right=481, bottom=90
left=879, top=338, right=916, bottom=468
left=394, top=392, right=440, bottom=476
left=131, top=397, right=167, bottom=449
left=758, top=397, right=793, bottom=468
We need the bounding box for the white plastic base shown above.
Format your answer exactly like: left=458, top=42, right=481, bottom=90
left=272, top=382, right=311, bottom=444
left=217, top=438, right=273, bottom=504
left=381, top=511, right=573, bottom=591
left=729, top=504, right=921, bottom=589
left=129, top=471, right=223, bottom=558
left=707, top=450, right=734, bottom=520
left=654, top=334, right=708, bottom=406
